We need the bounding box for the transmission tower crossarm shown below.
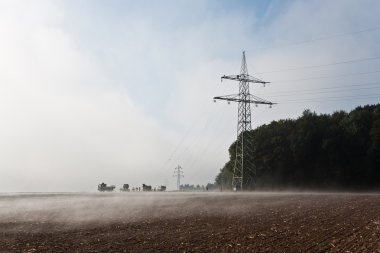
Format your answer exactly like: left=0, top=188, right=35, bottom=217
left=213, top=94, right=276, bottom=105
left=173, top=172, right=184, bottom=177
left=221, top=74, right=270, bottom=84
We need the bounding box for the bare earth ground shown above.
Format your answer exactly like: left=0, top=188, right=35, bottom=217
left=0, top=192, right=379, bottom=252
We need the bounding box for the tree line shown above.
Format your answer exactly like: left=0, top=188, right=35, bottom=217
left=179, top=183, right=217, bottom=191
left=215, top=104, right=380, bottom=190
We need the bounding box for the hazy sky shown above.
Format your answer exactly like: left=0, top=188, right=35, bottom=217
left=1, top=0, right=380, bottom=191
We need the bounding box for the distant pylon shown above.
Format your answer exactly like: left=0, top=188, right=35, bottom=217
left=214, top=51, right=275, bottom=190
left=173, top=165, right=184, bottom=191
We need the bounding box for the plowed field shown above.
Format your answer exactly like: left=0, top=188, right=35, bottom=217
left=1, top=192, right=379, bottom=252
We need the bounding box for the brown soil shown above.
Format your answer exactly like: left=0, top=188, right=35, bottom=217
left=0, top=192, right=379, bottom=252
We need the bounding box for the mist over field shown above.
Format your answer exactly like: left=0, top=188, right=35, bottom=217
left=1, top=192, right=380, bottom=252
left=1, top=192, right=278, bottom=228
left=0, top=192, right=376, bottom=228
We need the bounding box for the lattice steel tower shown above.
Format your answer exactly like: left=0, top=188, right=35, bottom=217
left=173, top=165, right=184, bottom=191
left=214, top=51, right=275, bottom=190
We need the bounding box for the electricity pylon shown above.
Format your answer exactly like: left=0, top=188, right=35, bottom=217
left=214, top=51, right=275, bottom=190
left=173, top=165, right=184, bottom=191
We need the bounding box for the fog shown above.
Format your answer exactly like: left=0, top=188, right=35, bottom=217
left=1, top=191, right=372, bottom=234
left=1, top=192, right=252, bottom=228
left=2, top=193, right=380, bottom=252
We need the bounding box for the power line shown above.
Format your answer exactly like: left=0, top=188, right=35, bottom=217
left=256, top=56, right=380, bottom=74
left=185, top=106, right=233, bottom=172
left=261, top=84, right=380, bottom=98
left=167, top=91, right=235, bottom=168
left=158, top=26, right=380, bottom=185
left=157, top=84, right=220, bottom=171
left=158, top=27, right=380, bottom=172
left=190, top=106, right=271, bottom=179
left=252, top=26, right=380, bottom=51
left=256, top=81, right=380, bottom=96
left=273, top=69, right=380, bottom=83
left=182, top=105, right=229, bottom=164
left=278, top=93, right=380, bottom=103
left=174, top=105, right=225, bottom=164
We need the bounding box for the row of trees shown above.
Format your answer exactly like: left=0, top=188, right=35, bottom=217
left=179, top=183, right=217, bottom=191
left=215, top=104, right=380, bottom=190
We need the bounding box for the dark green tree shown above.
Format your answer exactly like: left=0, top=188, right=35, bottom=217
left=215, top=104, right=380, bottom=190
